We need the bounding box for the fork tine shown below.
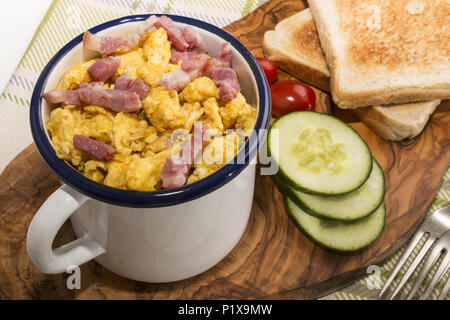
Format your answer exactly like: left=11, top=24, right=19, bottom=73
left=388, top=235, right=436, bottom=299
left=379, top=229, right=427, bottom=299
left=437, top=273, right=450, bottom=300
left=406, top=239, right=444, bottom=299
left=420, top=254, right=450, bottom=300
left=420, top=232, right=450, bottom=300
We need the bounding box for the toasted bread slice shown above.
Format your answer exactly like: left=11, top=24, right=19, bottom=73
left=263, top=10, right=330, bottom=92
left=263, top=8, right=440, bottom=141
left=308, top=0, right=450, bottom=109
left=351, top=101, right=440, bottom=140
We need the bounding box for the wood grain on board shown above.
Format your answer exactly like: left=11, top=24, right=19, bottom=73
left=0, top=0, right=449, bottom=299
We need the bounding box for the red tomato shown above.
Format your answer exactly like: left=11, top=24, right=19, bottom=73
left=256, top=57, right=278, bottom=84
left=270, top=80, right=316, bottom=117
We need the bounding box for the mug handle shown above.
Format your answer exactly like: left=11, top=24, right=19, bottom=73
left=26, top=184, right=106, bottom=274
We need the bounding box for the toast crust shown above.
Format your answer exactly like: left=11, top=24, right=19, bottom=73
left=308, top=0, right=450, bottom=108
left=263, top=11, right=330, bottom=91
left=351, top=100, right=441, bottom=140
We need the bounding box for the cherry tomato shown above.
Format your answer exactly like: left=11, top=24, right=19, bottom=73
left=256, top=57, right=278, bottom=84
left=270, top=80, right=316, bottom=117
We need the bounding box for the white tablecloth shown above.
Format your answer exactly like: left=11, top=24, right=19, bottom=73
left=0, top=0, right=53, bottom=172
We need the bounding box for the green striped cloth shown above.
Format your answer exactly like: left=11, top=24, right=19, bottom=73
left=1, top=0, right=448, bottom=300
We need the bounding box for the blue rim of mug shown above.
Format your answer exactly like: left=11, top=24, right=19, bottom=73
left=30, top=14, right=271, bottom=208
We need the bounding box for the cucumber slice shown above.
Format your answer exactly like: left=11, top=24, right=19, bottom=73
left=268, top=111, right=373, bottom=195
left=275, top=159, right=385, bottom=221
left=284, top=196, right=386, bottom=252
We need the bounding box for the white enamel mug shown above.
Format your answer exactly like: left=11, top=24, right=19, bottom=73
left=27, top=14, right=271, bottom=283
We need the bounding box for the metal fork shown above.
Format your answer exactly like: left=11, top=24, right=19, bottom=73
left=379, top=205, right=450, bottom=300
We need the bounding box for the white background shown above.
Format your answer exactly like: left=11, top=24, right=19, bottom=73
left=0, top=0, right=53, bottom=91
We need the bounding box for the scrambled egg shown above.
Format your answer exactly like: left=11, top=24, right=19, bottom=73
left=56, top=59, right=98, bottom=90
left=180, top=77, right=220, bottom=103
left=142, top=28, right=171, bottom=64
left=112, top=112, right=151, bottom=155
left=125, top=146, right=177, bottom=191
left=80, top=106, right=115, bottom=144
left=137, top=28, right=179, bottom=87
left=142, top=86, right=186, bottom=132
left=83, top=160, right=107, bottom=183
left=47, top=106, right=86, bottom=168
left=220, top=92, right=257, bottom=135
left=114, top=48, right=146, bottom=80
left=136, top=61, right=179, bottom=88
left=187, top=132, right=243, bottom=184
left=47, top=27, right=257, bottom=191
left=201, top=97, right=224, bottom=134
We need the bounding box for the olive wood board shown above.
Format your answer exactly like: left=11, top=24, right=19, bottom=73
left=0, top=0, right=449, bottom=299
